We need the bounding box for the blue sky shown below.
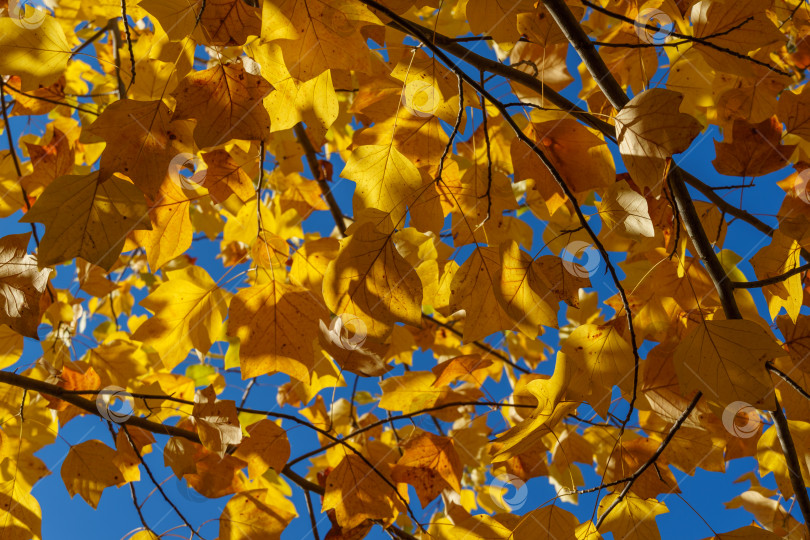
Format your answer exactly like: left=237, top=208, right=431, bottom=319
left=1, top=9, right=806, bottom=540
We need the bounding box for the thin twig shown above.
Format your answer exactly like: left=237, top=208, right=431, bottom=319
left=581, top=0, right=790, bottom=76
left=733, top=262, right=810, bottom=289
left=423, top=315, right=530, bottom=374
left=595, top=393, right=702, bottom=528
left=0, top=78, right=99, bottom=116
left=541, top=0, right=643, bottom=431
left=121, top=0, right=136, bottom=88
left=304, top=489, right=321, bottom=540
left=0, top=81, right=43, bottom=247
left=768, top=364, right=810, bottom=401
left=287, top=400, right=535, bottom=467
left=121, top=425, right=207, bottom=540
left=294, top=123, right=346, bottom=236
left=374, top=14, right=805, bottom=264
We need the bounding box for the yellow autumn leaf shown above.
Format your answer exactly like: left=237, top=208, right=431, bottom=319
left=261, top=0, right=381, bottom=81
left=60, top=440, right=125, bottom=509
left=599, top=179, right=655, bottom=238
left=20, top=172, right=151, bottom=271
left=323, top=222, right=423, bottom=340
left=495, top=241, right=559, bottom=339
left=389, top=48, right=466, bottom=127
left=448, top=246, right=514, bottom=343
left=466, top=0, right=534, bottom=44
left=0, top=232, right=50, bottom=339
left=614, top=88, right=702, bottom=192
left=674, top=319, right=787, bottom=410
left=171, top=63, right=273, bottom=148
left=703, top=525, right=784, bottom=540
left=322, top=453, right=403, bottom=530
left=131, top=180, right=194, bottom=271
left=391, top=432, right=463, bottom=508
left=750, top=231, right=802, bottom=322
left=0, top=14, right=70, bottom=91
left=340, top=144, right=423, bottom=228
left=131, top=266, right=229, bottom=370
left=757, top=420, right=810, bottom=501
left=492, top=353, right=575, bottom=461
left=232, top=420, right=290, bottom=479
left=598, top=494, right=668, bottom=540
left=227, top=280, right=329, bottom=382
left=561, top=323, right=634, bottom=418
left=86, top=99, right=195, bottom=199
left=251, top=41, right=339, bottom=143
left=192, top=385, right=242, bottom=456
left=219, top=485, right=297, bottom=540
left=512, top=505, right=580, bottom=539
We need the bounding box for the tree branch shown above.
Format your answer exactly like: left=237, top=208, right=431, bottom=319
left=768, top=363, right=810, bottom=402
left=580, top=0, right=790, bottom=76
left=294, top=123, right=347, bottom=237
left=287, top=400, right=535, bottom=467
left=542, top=0, right=810, bottom=530
left=595, top=393, right=701, bottom=528
left=121, top=425, right=206, bottom=540
left=733, top=261, right=810, bottom=289
left=422, top=315, right=530, bottom=374
left=361, top=0, right=643, bottom=442
left=378, top=13, right=808, bottom=262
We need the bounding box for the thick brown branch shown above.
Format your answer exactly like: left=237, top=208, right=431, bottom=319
left=0, top=371, right=200, bottom=440
left=770, top=401, right=810, bottom=526
left=108, top=19, right=127, bottom=99
left=0, top=78, right=99, bottom=116
left=544, top=0, right=628, bottom=110
left=0, top=370, right=425, bottom=531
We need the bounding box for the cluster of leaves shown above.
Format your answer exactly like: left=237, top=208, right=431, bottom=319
left=1, top=0, right=810, bottom=538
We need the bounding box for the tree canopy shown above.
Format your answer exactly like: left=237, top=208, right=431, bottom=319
left=1, top=0, right=810, bottom=539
